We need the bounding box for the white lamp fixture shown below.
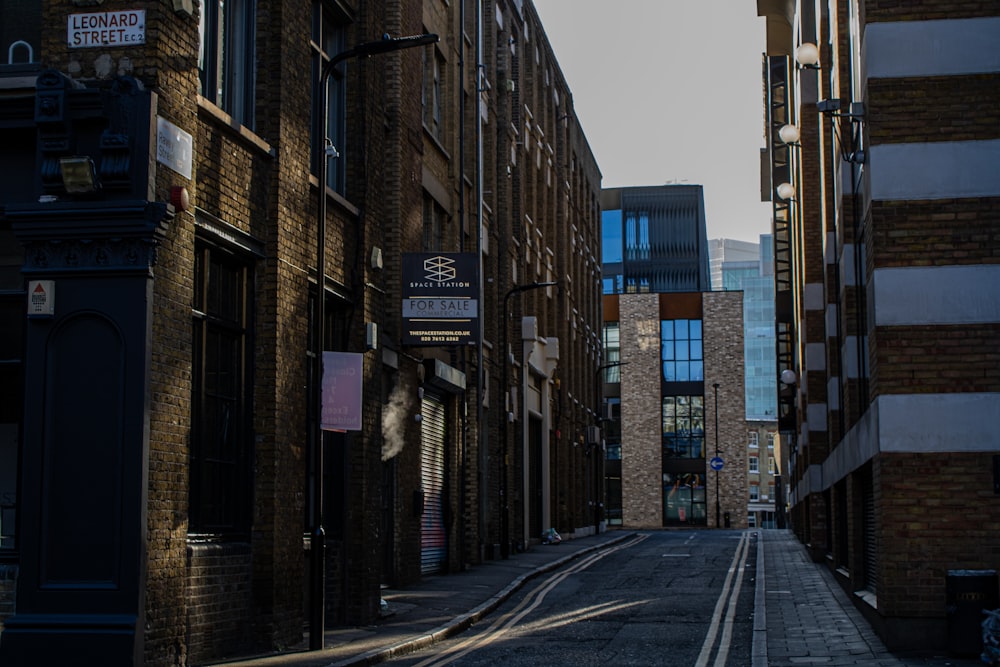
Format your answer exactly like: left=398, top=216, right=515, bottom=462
left=778, top=124, right=801, bottom=145
left=776, top=182, right=796, bottom=201
left=795, top=42, right=820, bottom=69
left=780, top=369, right=798, bottom=386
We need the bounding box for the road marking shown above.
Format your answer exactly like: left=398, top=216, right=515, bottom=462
left=412, top=534, right=649, bottom=667
left=695, top=531, right=751, bottom=667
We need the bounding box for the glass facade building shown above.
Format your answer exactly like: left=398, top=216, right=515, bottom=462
left=601, top=185, right=711, bottom=295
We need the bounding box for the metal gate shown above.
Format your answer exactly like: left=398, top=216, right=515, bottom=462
left=420, top=392, right=447, bottom=575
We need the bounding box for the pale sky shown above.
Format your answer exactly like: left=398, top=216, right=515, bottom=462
left=531, top=0, right=774, bottom=243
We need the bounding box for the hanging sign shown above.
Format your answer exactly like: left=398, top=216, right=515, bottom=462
left=402, top=253, right=478, bottom=346
left=322, top=352, right=363, bottom=431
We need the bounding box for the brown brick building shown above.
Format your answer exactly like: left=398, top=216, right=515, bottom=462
left=758, top=0, right=1000, bottom=653
left=0, top=0, right=601, bottom=664
left=602, top=291, right=747, bottom=530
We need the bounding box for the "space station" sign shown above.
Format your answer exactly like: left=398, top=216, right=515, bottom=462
left=402, top=253, right=478, bottom=346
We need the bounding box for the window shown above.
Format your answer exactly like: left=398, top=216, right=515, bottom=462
left=750, top=484, right=760, bottom=501
left=602, top=322, right=620, bottom=383
left=423, top=46, right=445, bottom=141
left=190, top=241, right=254, bottom=535
left=312, top=3, right=347, bottom=194
left=749, top=456, right=759, bottom=474
left=748, top=430, right=759, bottom=448
left=199, top=0, right=256, bottom=128
left=768, top=456, right=776, bottom=475
left=661, top=319, right=703, bottom=382
left=1, top=0, right=41, bottom=65
left=423, top=195, right=448, bottom=251
left=662, top=395, right=704, bottom=459
left=767, top=431, right=776, bottom=448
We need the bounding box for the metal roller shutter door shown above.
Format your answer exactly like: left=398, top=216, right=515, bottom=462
left=420, top=393, right=447, bottom=575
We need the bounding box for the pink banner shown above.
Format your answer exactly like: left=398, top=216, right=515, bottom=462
left=322, top=352, right=363, bottom=431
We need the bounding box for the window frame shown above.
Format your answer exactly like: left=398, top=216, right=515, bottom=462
left=199, top=0, right=257, bottom=129
left=312, top=1, right=348, bottom=194
left=189, top=239, right=256, bottom=538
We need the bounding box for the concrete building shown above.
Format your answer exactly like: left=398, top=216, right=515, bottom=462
left=0, top=1, right=601, bottom=664
left=757, top=0, right=1000, bottom=654
left=708, top=237, right=759, bottom=292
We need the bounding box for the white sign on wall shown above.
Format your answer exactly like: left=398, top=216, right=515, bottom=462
left=156, top=117, right=193, bottom=179
left=68, top=10, right=146, bottom=48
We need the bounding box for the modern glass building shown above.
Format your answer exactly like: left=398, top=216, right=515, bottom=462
left=601, top=185, right=711, bottom=294
left=711, top=235, right=777, bottom=421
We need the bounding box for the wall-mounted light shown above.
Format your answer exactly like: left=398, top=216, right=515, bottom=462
left=778, top=124, right=801, bottom=146
left=172, top=0, right=194, bottom=16
left=780, top=369, right=798, bottom=386
left=795, top=42, right=820, bottom=69
left=59, top=156, right=99, bottom=193
left=776, top=182, right=796, bottom=201
left=817, top=99, right=867, bottom=164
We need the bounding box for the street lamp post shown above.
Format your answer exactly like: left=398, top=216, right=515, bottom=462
left=593, top=361, right=626, bottom=531
left=713, top=382, right=721, bottom=528
left=310, top=32, right=438, bottom=651
left=499, top=281, right=556, bottom=558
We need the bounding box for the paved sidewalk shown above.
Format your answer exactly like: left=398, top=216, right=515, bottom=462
left=213, top=529, right=987, bottom=667
left=758, top=530, right=983, bottom=667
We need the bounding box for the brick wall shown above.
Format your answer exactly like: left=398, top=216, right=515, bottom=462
left=616, top=292, right=747, bottom=529
left=185, top=543, right=254, bottom=663
left=878, top=452, right=1000, bottom=617
left=618, top=295, right=666, bottom=528
left=703, top=292, right=748, bottom=529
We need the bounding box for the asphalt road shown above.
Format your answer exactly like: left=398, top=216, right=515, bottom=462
left=386, top=530, right=757, bottom=667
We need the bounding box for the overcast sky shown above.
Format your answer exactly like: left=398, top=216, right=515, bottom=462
left=531, top=0, right=774, bottom=243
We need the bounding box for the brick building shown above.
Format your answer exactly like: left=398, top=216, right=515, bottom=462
left=602, top=292, right=747, bottom=530
left=0, top=0, right=601, bottom=664
left=758, top=0, right=1000, bottom=653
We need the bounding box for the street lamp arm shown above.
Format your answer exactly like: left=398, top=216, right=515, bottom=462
left=321, top=33, right=440, bottom=84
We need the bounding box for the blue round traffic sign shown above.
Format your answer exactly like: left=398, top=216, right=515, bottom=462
left=709, top=456, right=724, bottom=471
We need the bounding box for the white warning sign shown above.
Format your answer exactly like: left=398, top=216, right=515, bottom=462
left=28, top=280, right=55, bottom=317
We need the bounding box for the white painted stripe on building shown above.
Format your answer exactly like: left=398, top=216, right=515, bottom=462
left=804, top=283, right=824, bottom=311
left=865, top=17, right=1000, bottom=78
left=842, top=336, right=861, bottom=379
left=806, top=342, right=826, bottom=372
left=880, top=393, right=1000, bottom=453
left=807, top=402, right=828, bottom=432
left=869, top=140, right=1000, bottom=201
left=874, top=265, right=1000, bottom=325
left=825, top=303, right=838, bottom=341
left=814, top=393, right=1000, bottom=492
